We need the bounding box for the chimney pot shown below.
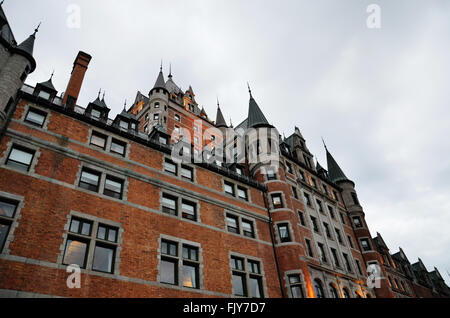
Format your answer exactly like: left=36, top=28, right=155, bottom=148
left=63, top=51, right=92, bottom=108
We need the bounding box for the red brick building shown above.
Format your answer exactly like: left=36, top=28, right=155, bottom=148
left=0, top=4, right=448, bottom=298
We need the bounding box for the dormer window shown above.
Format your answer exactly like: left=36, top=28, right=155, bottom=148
left=119, top=120, right=128, bottom=130
left=91, top=109, right=101, bottom=119
left=38, top=91, right=51, bottom=100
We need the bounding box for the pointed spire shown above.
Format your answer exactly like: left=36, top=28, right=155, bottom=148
left=247, top=84, right=270, bottom=128
left=215, top=99, right=228, bottom=128
left=325, top=145, right=352, bottom=184
left=16, top=22, right=40, bottom=58
left=153, top=63, right=166, bottom=89
left=168, top=63, right=172, bottom=78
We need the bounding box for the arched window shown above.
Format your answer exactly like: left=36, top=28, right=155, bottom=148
left=342, top=287, right=351, bottom=298
left=314, top=279, right=325, bottom=298
left=328, top=284, right=339, bottom=298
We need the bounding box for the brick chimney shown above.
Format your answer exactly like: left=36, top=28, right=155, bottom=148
left=63, top=51, right=92, bottom=108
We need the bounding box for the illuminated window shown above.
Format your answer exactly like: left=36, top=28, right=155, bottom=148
left=271, top=194, right=283, bottom=209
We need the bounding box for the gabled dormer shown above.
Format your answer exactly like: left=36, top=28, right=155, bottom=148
left=113, top=105, right=139, bottom=134
left=33, top=74, right=57, bottom=102
left=84, top=91, right=110, bottom=122
left=149, top=123, right=170, bottom=146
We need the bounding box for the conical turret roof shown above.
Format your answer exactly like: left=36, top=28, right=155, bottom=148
left=326, top=148, right=352, bottom=184
left=215, top=104, right=228, bottom=128
left=247, top=85, right=270, bottom=128
left=153, top=66, right=166, bottom=89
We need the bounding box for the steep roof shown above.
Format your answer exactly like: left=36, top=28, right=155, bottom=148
left=153, top=67, right=166, bottom=89
left=215, top=106, right=228, bottom=128
left=37, top=76, right=56, bottom=92
left=247, top=91, right=270, bottom=128
left=326, top=148, right=352, bottom=184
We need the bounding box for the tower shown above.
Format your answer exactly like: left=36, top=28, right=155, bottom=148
left=325, top=146, right=395, bottom=298
left=0, top=4, right=38, bottom=127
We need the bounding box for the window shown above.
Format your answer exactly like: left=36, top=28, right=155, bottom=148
left=235, top=167, right=243, bottom=176
left=292, top=186, right=298, bottom=200
left=211, top=135, right=215, bottom=141
left=333, top=191, right=339, bottom=202
left=145, top=113, right=149, bottom=121
left=103, top=176, right=123, bottom=199
left=110, top=139, right=126, bottom=156
left=360, top=239, right=371, bottom=251
left=267, top=169, right=276, bottom=180
left=316, top=200, right=324, bottom=213
left=91, top=109, right=101, bottom=119
left=310, top=216, right=319, bottom=233
left=347, top=235, right=354, bottom=248
left=355, top=259, right=363, bottom=275
left=182, top=245, right=199, bottom=288
left=226, top=214, right=239, bottom=233
left=328, top=206, right=335, bottom=219
left=353, top=217, right=362, bottom=228
left=335, top=228, right=342, bottom=243
left=224, top=181, right=235, bottom=196
left=174, top=114, right=180, bottom=122
left=160, top=240, right=178, bottom=285
left=231, top=256, right=264, bottom=298
left=63, top=216, right=119, bottom=274
left=237, top=186, right=248, bottom=201
left=313, top=279, right=325, bottom=298
left=119, top=120, right=129, bottom=130
left=298, top=211, right=305, bottom=226
left=277, top=223, right=291, bottom=243
left=322, top=184, right=329, bottom=196
left=305, top=239, right=314, bottom=257
left=343, top=253, right=352, bottom=272
left=351, top=192, right=359, bottom=205
left=329, top=284, right=339, bottom=298
left=340, top=213, right=346, bottom=225
left=271, top=194, right=283, bottom=209
left=154, top=113, right=159, bottom=121
left=298, top=170, right=305, bottom=181
left=38, top=90, right=51, bottom=100
left=317, top=243, right=327, bottom=263
left=154, top=102, right=160, bottom=108
left=25, top=108, right=46, bottom=127
left=181, top=200, right=196, bottom=221
left=286, top=161, right=293, bottom=174
left=0, top=198, right=18, bottom=253
left=174, top=126, right=180, bottom=134
left=342, top=288, right=351, bottom=298
left=242, top=219, right=255, bottom=238
left=159, top=136, right=168, bottom=145
left=6, top=145, right=35, bottom=172
left=162, top=194, right=177, bottom=216
left=181, top=165, right=193, bottom=181
left=164, top=159, right=177, bottom=175
left=303, top=193, right=311, bottom=206
left=90, top=132, right=107, bottom=149
left=331, top=248, right=340, bottom=267
left=311, top=178, right=317, bottom=189
left=79, top=168, right=101, bottom=192
left=323, top=223, right=331, bottom=238
left=288, top=275, right=305, bottom=298
left=144, top=124, right=148, bottom=132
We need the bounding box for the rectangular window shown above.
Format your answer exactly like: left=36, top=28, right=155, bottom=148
left=224, top=181, right=235, bottom=196
left=242, top=219, right=255, bottom=238
left=164, top=159, right=177, bottom=175
left=298, top=170, right=305, bottom=181
left=181, top=200, right=196, bottom=221
left=353, top=217, right=362, bottom=228
left=355, top=259, right=363, bottom=275
left=289, top=275, right=304, bottom=298
left=333, top=191, right=339, bottom=202
left=161, top=240, right=178, bottom=285
left=63, top=238, right=89, bottom=268
left=310, top=216, right=319, bottom=233
left=231, top=256, right=263, bottom=298
left=286, top=161, right=293, bottom=174
left=232, top=272, right=247, bottom=297
left=322, top=184, right=329, bottom=195
left=318, top=243, right=327, bottom=263
left=6, top=145, right=35, bottom=171
left=331, top=248, right=340, bottom=267
left=182, top=245, right=199, bottom=289
left=162, top=194, right=177, bottom=216
left=237, top=186, right=248, bottom=201
left=25, top=108, right=46, bottom=127
left=90, top=132, right=107, bottom=149
left=97, top=224, right=118, bottom=243
left=343, top=253, right=352, bottom=272
left=0, top=199, right=18, bottom=253
left=323, top=222, right=331, bottom=238
left=347, top=235, right=354, bottom=248
left=271, top=194, right=283, bottom=209
left=303, top=193, right=311, bottom=206
left=311, top=178, right=317, bottom=188
left=340, top=213, right=346, bottom=224
left=267, top=169, right=276, bottom=180
left=305, top=239, right=313, bottom=257
left=154, top=113, right=159, bottom=120
left=226, top=214, right=239, bottom=234
left=119, top=120, right=129, bottom=130
left=159, top=136, right=168, bottom=145
left=79, top=168, right=101, bottom=192
left=316, top=200, right=324, bottom=213
left=110, top=139, right=126, bottom=156
left=335, top=228, right=343, bottom=243
left=91, top=109, right=101, bottom=119
left=92, top=244, right=115, bottom=273
left=292, top=186, right=298, bottom=200
left=298, top=211, right=305, bottom=226
left=181, top=165, right=193, bottom=181
left=175, top=114, right=180, bottom=122
left=328, top=206, right=335, bottom=219
left=38, top=90, right=51, bottom=100
left=235, top=167, right=243, bottom=175
left=360, top=239, right=371, bottom=251
left=103, top=176, right=123, bottom=199
left=351, top=192, right=360, bottom=205
left=278, top=224, right=291, bottom=243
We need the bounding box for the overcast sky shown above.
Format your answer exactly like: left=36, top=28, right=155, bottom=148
left=4, top=0, right=450, bottom=284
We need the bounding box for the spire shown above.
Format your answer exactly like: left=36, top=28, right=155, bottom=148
left=37, top=71, right=57, bottom=92
left=247, top=84, right=270, bottom=128
left=215, top=98, right=228, bottom=128
left=325, top=145, right=352, bottom=184
left=153, top=64, right=166, bottom=89
left=168, top=63, right=172, bottom=78
left=17, top=22, right=40, bottom=56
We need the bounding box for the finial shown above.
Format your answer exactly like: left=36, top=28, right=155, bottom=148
left=217, top=96, right=220, bottom=108
left=50, top=70, right=54, bottom=80
left=124, top=99, right=127, bottom=110
left=321, top=136, right=328, bottom=151
left=97, top=88, right=101, bottom=99
left=0, top=1, right=4, bottom=6
left=169, top=63, right=172, bottom=77
left=102, top=91, right=105, bottom=101
left=33, top=22, right=41, bottom=36
left=247, top=82, right=252, bottom=97
left=160, top=59, right=163, bottom=72
left=230, top=118, right=233, bottom=128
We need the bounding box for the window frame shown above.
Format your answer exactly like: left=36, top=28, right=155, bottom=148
left=24, top=107, right=47, bottom=127
left=5, top=144, right=35, bottom=172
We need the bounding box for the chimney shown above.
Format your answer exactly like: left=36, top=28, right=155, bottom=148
left=63, top=51, right=92, bottom=108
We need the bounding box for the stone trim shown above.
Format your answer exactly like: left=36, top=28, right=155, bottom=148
left=20, top=103, right=51, bottom=130
left=283, top=269, right=308, bottom=298
left=0, top=137, right=41, bottom=175
left=0, top=191, right=25, bottom=255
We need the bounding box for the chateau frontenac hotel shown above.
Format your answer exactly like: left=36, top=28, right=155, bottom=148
left=0, top=4, right=448, bottom=298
